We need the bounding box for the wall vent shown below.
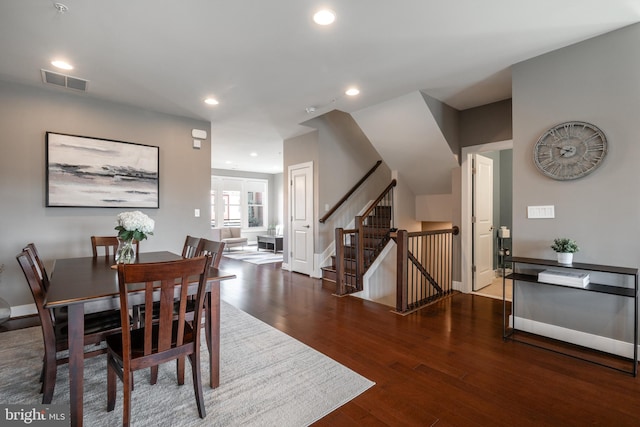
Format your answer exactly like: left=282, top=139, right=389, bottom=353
left=41, top=69, right=89, bottom=92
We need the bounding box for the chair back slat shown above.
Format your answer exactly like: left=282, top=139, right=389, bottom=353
left=198, top=239, right=226, bottom=269
left=92, top=236, right=140, bottom=258
left=182, top=235, right=202, bottom=259
left=24, top=243, right=50, bottom=291
left=116, top=256, right=210, bottom=363
left=91, top=236, right=119, bottom=258
left=16, top=251, right=55, bottom=337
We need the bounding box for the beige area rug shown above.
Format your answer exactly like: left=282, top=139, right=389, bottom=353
left=0, top=301, right=374, bottom=426
left=223, top=245, right=283, bottom=265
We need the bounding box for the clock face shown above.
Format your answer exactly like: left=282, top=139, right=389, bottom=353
left=533, top=121, right=607, bottom=180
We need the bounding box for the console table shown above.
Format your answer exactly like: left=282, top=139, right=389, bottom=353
left=503, top=256, right=638, bottom=376
left=257, top=235, right=283, bottom=253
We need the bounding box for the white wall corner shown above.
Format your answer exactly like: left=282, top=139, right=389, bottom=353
left=311, top=252, right=323, bottom=278
left=452, top=280, right=468, bottom=293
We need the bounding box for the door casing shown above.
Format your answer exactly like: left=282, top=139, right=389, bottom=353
left=461, top=140, right=512, bottom=294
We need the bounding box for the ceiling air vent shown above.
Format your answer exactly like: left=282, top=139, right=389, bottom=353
left=41, top=69, right=89, bottom=92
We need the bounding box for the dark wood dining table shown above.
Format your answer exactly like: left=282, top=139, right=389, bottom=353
left=45, top=251, right=236, bottom=427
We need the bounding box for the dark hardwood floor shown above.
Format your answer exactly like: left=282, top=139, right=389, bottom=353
left=5, top=257, right=640, bottom=426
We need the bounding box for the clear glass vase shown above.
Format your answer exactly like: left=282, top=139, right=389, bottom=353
left=115, top=238, right=136, bottom=264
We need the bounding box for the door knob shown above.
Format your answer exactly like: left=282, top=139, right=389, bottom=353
left=303, top=225, right=310, bottom=228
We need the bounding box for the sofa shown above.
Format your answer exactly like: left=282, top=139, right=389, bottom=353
left=211, top=227, right=248, bottom=251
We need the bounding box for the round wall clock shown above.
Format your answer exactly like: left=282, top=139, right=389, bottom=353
left=533, top=121, right=607, bottom=180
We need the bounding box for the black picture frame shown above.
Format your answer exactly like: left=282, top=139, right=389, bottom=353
left=46, top=132, right=159, bottom=208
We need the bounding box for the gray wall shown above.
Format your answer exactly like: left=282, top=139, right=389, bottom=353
left=422, top=92, right=460, bottom=158
left=460, top=99, right=512, bottom=151
left=512, top=23, right=640, bottom=342
left=0, top=81, right=212, bottom=309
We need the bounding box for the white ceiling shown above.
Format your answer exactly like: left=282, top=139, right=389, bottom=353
left=1, top=1, right=638, bottom=174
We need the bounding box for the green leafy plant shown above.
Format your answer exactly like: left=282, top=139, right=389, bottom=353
left=551, top=238, right=579, bottom=253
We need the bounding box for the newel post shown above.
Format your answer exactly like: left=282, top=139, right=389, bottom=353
left=396, top=229, right=408, bottom=312
left=335, top=228, right=345, bottom=295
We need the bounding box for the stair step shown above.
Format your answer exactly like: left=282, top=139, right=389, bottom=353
left=321, top=267, right=337, bottom=283
left=365, top=218, right=391, bottom=227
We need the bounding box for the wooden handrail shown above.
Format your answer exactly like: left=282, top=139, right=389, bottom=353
left=319, top=160, right=383, bottom=224
left=360, top=179, right=397, bottom=220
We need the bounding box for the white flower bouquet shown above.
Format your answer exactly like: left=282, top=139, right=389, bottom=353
left=115, top=211, right=155, bottom=241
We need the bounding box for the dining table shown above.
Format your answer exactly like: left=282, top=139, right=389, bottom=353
left=45, top=251, right=236, bottom=427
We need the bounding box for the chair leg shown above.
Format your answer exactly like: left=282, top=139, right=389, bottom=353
left=150, top=366, right=158, bottom=385
left=107, top=355, right=116, bottom=412
left=41, top=352, right=57, bottom=404
left=204, top=295, right=212, bottom=354
left=123, top=371, right=133, bottom=427
left=177, top=358, right=185, bottom=385
left=39, top=362, right=45, bottom=393
left=189, top=352, right=206, bottom=418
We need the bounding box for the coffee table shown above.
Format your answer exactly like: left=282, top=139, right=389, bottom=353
left=257, top=235, right=283, bottom=253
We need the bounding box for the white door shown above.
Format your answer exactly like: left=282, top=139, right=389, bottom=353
left=288, top=162, right=313, bottom=275
left=473, top=154, right=494, bottom=291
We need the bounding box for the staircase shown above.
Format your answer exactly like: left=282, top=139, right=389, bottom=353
left=321, top=182, right=395, bottom=294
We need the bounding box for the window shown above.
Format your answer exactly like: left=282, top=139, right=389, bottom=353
left=223, top=190, right=242, bottom=227
left=211, top=176, right=268, bottom=230
left=247, top=182, right=265, bottom=229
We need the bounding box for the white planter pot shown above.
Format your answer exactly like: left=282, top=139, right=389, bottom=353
left=557, top=252, right=573, bottom=264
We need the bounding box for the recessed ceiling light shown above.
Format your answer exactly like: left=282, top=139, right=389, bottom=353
left=250, top=152, right=258, bottom=157
left=313, top=9, right=335, bottom=25
left=51, top=60, right=73, bottom=70
left=345, top=87, right=360, bottom=96
left=225, top=160, right=233, bottom=164
left=204, top=98, right=219, bottom=105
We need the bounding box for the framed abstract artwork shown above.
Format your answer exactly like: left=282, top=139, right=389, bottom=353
left=46, top=132, right=159, bottom=208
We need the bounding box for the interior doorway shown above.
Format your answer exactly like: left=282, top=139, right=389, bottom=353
left=461, top=140, right=513, bottom=298
left=288, top=161, right=314, bottom=276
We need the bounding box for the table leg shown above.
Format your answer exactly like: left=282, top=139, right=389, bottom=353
left=207, top=281, right=221, bottom=388
left=67, top=303, right=85, bottom=427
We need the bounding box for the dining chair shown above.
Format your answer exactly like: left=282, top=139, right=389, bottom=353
left=91, top=236, right=140, bottom=258
left=182, top=235, right=202, bottom=258
left=192, top=238, right=226, bottom=366
left=16, top=251, right=123, bottom=404
left=197, top=238, right=226, bottom=269
left=23, top=243, right=50, bottom=290
left=106, top=256, right=211, bottom=426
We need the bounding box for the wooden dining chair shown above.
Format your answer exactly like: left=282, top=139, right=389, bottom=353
left=197, top=238, right=226, bottom=269
left=182, top=235, right=202, bottom=258
left=16, top=251, right=124, bottom=404
left=23, top=243, right=50, bottom=290
left=106, top=256, right=211, bottom=426
left=91, top=236, right=140, bottom=258
left=192, top=238, right=226, bottom=366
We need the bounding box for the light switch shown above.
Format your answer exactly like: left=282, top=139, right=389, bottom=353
left=193, top=139, right=201, bottom=149
left=527, top=205, right=555, bottom=219
left=194, top=208, right=200, bottom=217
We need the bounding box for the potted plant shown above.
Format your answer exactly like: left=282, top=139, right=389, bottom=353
left=551, top=238, right=579, bottom=264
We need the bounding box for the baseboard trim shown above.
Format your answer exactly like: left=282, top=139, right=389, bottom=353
left=512, top=315, right=636, bottom=359
left=10, top=303, right=36, bottom=318
left=452, top=280, right=466, bottom=293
